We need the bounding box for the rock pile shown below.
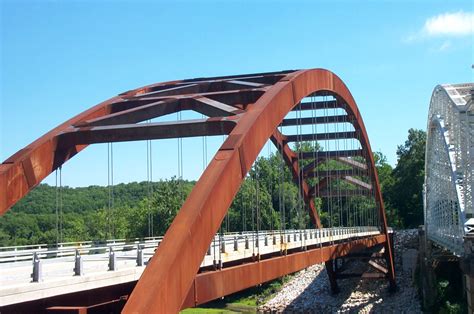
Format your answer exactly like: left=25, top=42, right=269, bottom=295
left=259, top=229, right=422, bottom=313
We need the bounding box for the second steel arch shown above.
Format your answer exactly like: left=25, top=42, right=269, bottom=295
left=123, top=69, right=395, bottom=312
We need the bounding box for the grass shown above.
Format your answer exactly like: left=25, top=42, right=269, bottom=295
left=180, top=275, right=293, bottom=313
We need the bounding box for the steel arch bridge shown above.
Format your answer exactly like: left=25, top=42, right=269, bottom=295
left=0, top=69, right=395, bottom=313
left=424, top=83, right=473, bottom=256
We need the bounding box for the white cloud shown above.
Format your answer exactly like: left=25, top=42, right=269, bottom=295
left=403, top=11, right=473, bottom=51
left=423, top=11, right=474, bottom=37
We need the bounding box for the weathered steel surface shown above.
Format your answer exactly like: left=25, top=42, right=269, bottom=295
left=0, top=69, right=395, bottom=312
left=60, top=118, right=237, bottom=145
left=181, top=234, right=386, bottom=309
left=281, top=114, right=351, bottom=126
left=123, top=69, right=395, bottom=312
left=270, top=129, right=322, bottom=227
left=285, top=131, right=357, bottom=142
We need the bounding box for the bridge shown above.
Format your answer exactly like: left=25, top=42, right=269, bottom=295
left=0, top=69, right=396, bottom=313
left=424, top=82, right=474, bottom=254
left=422, top=82, right=473, bottom=311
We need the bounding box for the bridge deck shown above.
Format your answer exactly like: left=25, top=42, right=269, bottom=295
left=0, top=227, right=380, bottom=306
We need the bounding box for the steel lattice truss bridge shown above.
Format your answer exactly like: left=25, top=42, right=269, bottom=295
left=0, top=69, right=396, bottom=313
left=424, top=83, right=474, bottom=256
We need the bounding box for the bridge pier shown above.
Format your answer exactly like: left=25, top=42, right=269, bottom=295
left=461, top=236, right=474, bottom=314
left=418, top=226, right=437, bottom=310
left=325, top=260, right=340, bottom=294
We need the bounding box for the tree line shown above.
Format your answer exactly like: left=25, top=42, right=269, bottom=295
left=0, top=129, right=426, bottom=246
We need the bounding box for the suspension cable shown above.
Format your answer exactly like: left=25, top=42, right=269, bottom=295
left=343, top=103, right=349, bottom=227
left=349, top=113, right=353, bottom=228
left=55, top=168, right=64, bottom=244
left=279, top=122, right=285, bottom=241
left=146, top=120, right=153, bottom=237
left=323, top=96, right=332, bottom=232
left=297, top=100, right=304, bottom=240
left=313, top=95, right=323, bottom=251
left=177, top=112, right=183, bottom=199
left=107, top=142, right=114, bottom=239
left=59, top=166, right=63, bottom=243
left=55, top=169, right=59, bottom=245
left=256, top=161, right=260, bottom=256
left=252, top=165, right=256, bottom=256
left=310, top=93, right=318, bottom=248
left=267, top=141, right=273, bottom=233
left=356, top=127, right=363, bottom=227
left=334, top=103, right=342, bottom=228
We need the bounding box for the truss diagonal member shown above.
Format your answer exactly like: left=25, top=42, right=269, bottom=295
left=301, top=155, right=368, bottom=175
left=344, top=176, right=373, bottom=190
left=224, top=80, right=266, bottom=89
left=368, top=260, right=389, bottom=274
left=270, top=130, right=322, bottom=227
left=302, top=158, right=325, bottom=175
left=308, top=178, right=329, bottom=197
left=112, top=89, right=267, bottom=113
left=132, top=83, right=201, bottom=98
left=193, top=97, right=244, bottom=116
left=337, top=156, right=368, bottom=171
left=74, top=99, right=180, bottom=127
left=76, top=97, right=244, bottom=128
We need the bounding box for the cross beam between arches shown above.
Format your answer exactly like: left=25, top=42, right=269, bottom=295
left=0, top=69, right=396, bottom=313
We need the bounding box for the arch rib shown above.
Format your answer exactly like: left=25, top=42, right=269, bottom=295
left=123, top=69, right=395, bottom=312
left=424, top=83, right=473, bottom=256
left=0, top=69, right=395, bottom=312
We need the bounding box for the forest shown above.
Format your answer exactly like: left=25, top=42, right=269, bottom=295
left=0, top=129, right=426, bottom=247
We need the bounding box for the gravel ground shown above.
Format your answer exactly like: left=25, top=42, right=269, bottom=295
left=259, top=229, right=422, bottom=313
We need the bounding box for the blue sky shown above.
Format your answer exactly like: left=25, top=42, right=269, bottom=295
left=1, top=0, right=472, bottom=187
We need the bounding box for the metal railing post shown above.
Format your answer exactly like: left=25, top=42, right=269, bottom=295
left=74, top=249, right=83, bottom=276
left=31, top=252, right=42, bottom=282
left=108, top=247, right=116, bottom=271
left=137, top=245, right=144, bottom=267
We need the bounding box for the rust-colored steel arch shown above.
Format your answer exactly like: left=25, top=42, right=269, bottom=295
left=0, top=69, right=394, bottom=313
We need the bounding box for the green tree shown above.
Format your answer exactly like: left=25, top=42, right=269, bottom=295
left=388, top=129, right=426, bottom=228
left=374, top=151, right=401, bottom=227
left=148, top=178, right=193, bottom=237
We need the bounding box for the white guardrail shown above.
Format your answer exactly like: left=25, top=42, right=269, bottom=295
left=0, top=226, right=384, bottom=307
left=0, top=227, right=382, bottom=276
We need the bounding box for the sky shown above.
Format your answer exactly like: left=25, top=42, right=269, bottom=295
left=1, top=0, right=473, bottom=188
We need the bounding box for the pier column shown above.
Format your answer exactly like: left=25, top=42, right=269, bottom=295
left=419, top=226, right=436, bottom=310
left=461, top=236, right=474, bottom=313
